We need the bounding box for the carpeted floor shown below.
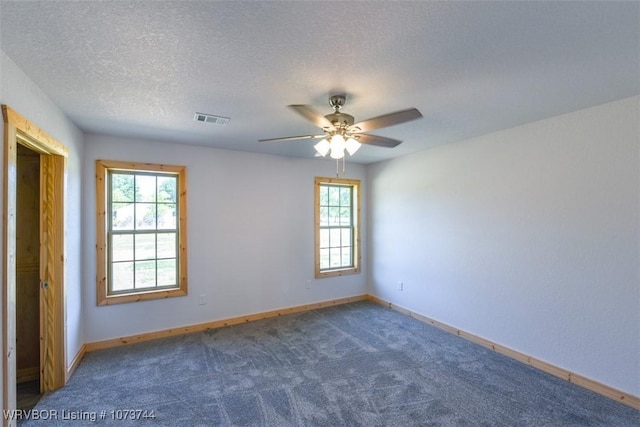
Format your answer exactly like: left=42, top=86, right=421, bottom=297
left=19, top=302, right=639, bottom=426
left=17, top=380, right=41, bottom=411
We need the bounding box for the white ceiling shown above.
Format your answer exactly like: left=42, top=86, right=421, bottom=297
left=1, top=1, right=638, bottom=164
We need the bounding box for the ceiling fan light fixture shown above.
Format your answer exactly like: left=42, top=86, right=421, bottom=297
left=345, top=137, right=361, bottom=155
left=330, top=133, right=346, bottom=150
left=314, top=139, right=331, bottom=157
left=330, top=145, right=345, bottom=159
left=329, top=133, right=347, bottom=159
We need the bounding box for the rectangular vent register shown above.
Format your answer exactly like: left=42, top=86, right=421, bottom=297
left=194, top=112, right=230, bottom=126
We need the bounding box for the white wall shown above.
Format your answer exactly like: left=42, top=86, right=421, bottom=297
left=82, top=135, right=367, bottom=342
left=367, top=96, right=640, bottom=396
left=0, top=51, right=85, bottom=391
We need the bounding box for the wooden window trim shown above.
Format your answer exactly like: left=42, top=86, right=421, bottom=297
left=314, top=176, right=361, bottom=279
left=96, top=160, right=188, bottom=305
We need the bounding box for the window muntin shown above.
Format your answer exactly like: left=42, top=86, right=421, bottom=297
left=96, top=160, right=187, bottom=305
left=315, top=177, right=360, bottom=278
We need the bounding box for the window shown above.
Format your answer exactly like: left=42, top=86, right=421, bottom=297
left=96, top=160, right=187, bottom=305
left=315, top=177, right=361, bottom=278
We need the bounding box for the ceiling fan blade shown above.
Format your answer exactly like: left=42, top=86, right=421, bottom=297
left=288, top=105, right=334, bottom=129
left=349, top=108, right=422, bottom=132
left=354, top=133, right=403, bottom=148
left=259, top=134, right=325, bottom=143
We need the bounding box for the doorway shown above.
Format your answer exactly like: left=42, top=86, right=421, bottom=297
left=16, top=144, right=41, bottom=409
left=3, top=105, right=68, bottom=422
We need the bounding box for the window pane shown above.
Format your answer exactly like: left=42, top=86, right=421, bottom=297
left=135, top=234, right=156, bottom=260
left=158, top=233, right=176, bottom=258
left=112, top=203, right=134, bottom=230
left=111, top=174, right=134, bottom=202
left=341, top=247, right=352, bottom=266
left=339, top=207, right=351, bottom=226
left=328, top=187, right=340, bottom=206
left=112, top=262, right=133, bottom=292
left=319, top=229, right=329, bottom=249
left=339, top=187, right=351, bottom=206
left=330, top=248, right=341, bottom=267
left=135, top=261, right=156, bottom=288
left=320, top=186, right=328, bottom=205
left=341, top=229, right=352, bottom=247
left=329, top=229, right=341, bottom=248
left=157, top=259, right=176, bottom=286
left=112, top=234, right=133, bottom=262
left=319, top=207, right=329, bottom=226
left=136, top=203, right=157, bottom=229
left=157, top=176, right=177, bottom=203
left=137, top=175, right=157, bottom=202
left=329, top=207, right=340, bottom=226
left=319, top=248, right=330, bottom=269
left=158, top=204, right=176, bottom=230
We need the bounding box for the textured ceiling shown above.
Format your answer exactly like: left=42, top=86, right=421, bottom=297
left=1, top=1, right=638, bottom=164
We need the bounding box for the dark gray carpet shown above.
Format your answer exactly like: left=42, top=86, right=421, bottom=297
left=17, top=380, right=41, bottom=411
left=20, top=302, right=639, bottom=426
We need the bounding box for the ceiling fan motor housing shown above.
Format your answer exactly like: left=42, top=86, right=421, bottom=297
left=326, top=95, right=355, bottom=130
left=325, top=112, right=355, bottom=129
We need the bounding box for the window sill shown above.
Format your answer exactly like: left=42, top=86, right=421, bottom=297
left=315, top=267, right=360, bottom=279
left=98, top=287, right=187, bottom=306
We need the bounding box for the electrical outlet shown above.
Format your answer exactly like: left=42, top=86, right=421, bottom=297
left=397, top=281, right=404, bottom=291
left=305, top=279, right=312, bottom=289
left=199, top=294, right=207, bottom=305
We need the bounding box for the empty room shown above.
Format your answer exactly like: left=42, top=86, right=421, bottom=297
left=0, top=1, right=638, bottom=425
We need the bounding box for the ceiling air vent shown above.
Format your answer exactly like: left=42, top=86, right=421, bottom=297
left=194, top=112, right=230, bottom=126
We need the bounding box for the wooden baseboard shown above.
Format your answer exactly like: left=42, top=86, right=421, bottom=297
left=66, top=344, right=86, bottom=382
left=85, top=295, right=368, bottom=352
left=17, top=366, right=39, bottom=383
left=367, top=295, right=640, bottom=410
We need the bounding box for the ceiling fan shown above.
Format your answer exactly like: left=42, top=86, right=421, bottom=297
left=259, top=95, right=423, bottom=159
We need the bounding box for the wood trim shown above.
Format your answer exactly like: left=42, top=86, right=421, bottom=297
left=95, top=160, right=107, bottom=305
left=101, top=289, right=189, bottom=306
left=3, top=110, right=18, bottom=424
left=16, top=263, right=39, bottom=273
left=40, top=155, right=66, bottom=391
left=95, top=160, right=188, bottom=306
left=66, top=344, right=86, bottom=382
left=85, top=295, right=368, bottom=352
left=3, top=105, right=68, bottom=425
left=16, top=367, right=39, bottom=383
left=44, top=154, right=66, bottom=392
left=97, top=160, right=185, bottom=174
left=3, top=106, right=68, bottom=157
left=367, top=295, right=640, bottom=410
left=314, top=177, right=361, bottom=279
left=178, top=164, right=188, bottom=297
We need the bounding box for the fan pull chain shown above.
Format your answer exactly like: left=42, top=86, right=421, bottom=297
left=335, top=157, right=347, bottom=177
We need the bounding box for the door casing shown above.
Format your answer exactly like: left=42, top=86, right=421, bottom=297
left=2, top=105, right=68, bottom=423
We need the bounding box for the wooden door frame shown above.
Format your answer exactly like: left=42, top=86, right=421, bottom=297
left=2, top=105, right=68, bottom=421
